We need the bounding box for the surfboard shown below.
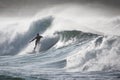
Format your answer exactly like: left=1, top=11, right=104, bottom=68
left=27, top=50, right=36, bottom=54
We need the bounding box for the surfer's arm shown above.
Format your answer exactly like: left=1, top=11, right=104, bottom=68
left=41, top=36, right=43, bottom=38
left=29, top=37, right=36, bottom=42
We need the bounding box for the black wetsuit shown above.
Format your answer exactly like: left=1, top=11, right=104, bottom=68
left=35, top=35, right=42, bottom=45
left=30, top=35, right=43, bottom=51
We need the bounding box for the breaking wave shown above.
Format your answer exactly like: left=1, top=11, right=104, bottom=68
left=0, top=15, right=120, bottom=80
left=0, top=16, right=53, bottom=55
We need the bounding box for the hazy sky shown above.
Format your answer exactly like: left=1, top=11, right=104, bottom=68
left=0, top=0, right=120, bottom=17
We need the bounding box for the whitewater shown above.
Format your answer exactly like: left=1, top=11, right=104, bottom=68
left=0, top=5, right=120, bottom=80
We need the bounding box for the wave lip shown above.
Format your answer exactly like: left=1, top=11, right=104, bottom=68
left=57, top=30, right=99, bottom=42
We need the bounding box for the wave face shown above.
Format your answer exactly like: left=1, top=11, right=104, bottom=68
left=57, top=30, right=98, bottom=43
left=0, top=16, right=120, bottom=80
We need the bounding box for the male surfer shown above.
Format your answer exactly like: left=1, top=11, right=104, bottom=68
left=30, top=33, right=43, bottom=51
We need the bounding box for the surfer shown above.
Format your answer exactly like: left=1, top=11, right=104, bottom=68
left=29, top=33, right=43, bottom=51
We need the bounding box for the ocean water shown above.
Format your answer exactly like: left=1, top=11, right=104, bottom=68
left=0, top=16, right=120, bottom=80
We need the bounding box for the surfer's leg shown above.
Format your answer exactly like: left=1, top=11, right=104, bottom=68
left=34, top=45, right=36, bottom=51
left=34, top=41, right=38, bottom=51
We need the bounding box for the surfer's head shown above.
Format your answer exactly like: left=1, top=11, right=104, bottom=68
left=37, top=33, right=39, bottom=36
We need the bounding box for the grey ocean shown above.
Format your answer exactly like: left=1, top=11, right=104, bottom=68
left=0, top=16, right=120, bottom=80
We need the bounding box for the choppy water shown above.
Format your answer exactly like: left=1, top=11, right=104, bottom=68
left=0, top=16, right=120, bottom=80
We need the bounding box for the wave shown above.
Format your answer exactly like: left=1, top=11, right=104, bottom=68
left=54, top=30, right=100, bottom=48
left=20, top=30, right=101, bottom=54
left=39, top=36, right=59, bottom=51
left=57, top=30, right=99, bottom=42
left=66, top=35, right=120, bottom=71
left=1, top=15, right=119, bottom=56
left=0, top=16, right=54, bottom=55
left=37, top=30, right=100, bottom=52
left=0, top=15, right=120, bottom=75
left=0, top=15, right=101, bottom=56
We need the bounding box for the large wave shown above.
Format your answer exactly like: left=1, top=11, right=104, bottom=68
left=0, top=16, right=54, bottom=55
left=0, top=14, right=120, bottom=75
left=66, top=35, right=120, bottom=72
left=1, top=3, right=120, bottom=79
left=37, top=30, right=100, bottom=52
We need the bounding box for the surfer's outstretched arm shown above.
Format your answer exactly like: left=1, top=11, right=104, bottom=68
left=29, top=37, right=36, bottom=43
